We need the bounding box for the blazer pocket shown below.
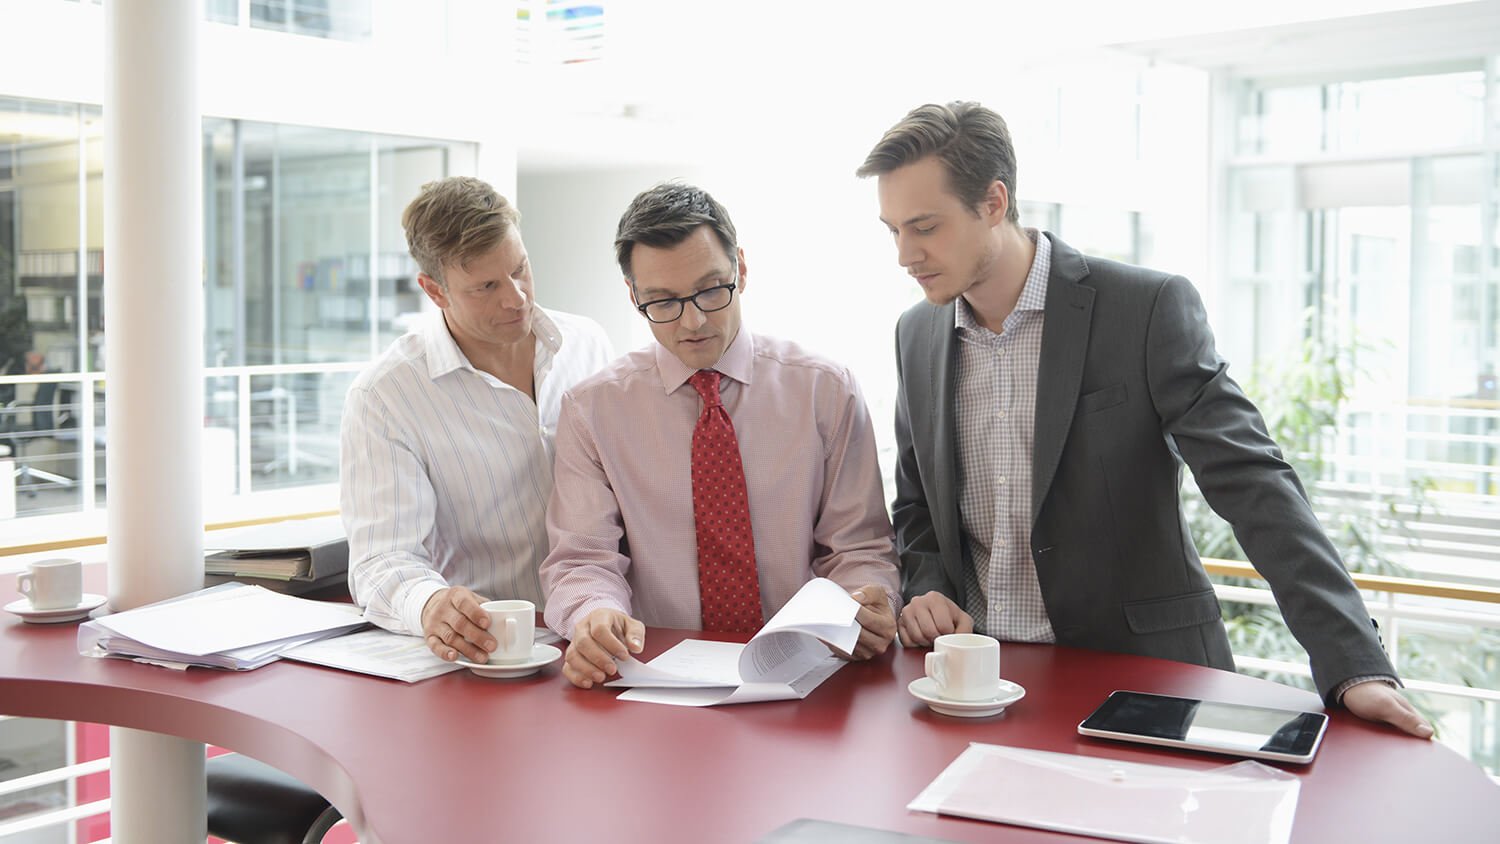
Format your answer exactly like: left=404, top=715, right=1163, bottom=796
left=1079, top=382, right=1127, bottom=414
left=1123, top=589, right=1222, bottom=634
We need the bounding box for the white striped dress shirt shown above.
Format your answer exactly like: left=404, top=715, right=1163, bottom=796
left=954, top=229, right=1055, bottom=642
left=341, top=307, right=613, bottom=635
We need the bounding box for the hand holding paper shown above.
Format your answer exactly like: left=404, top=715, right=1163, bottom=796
left=606, top=578, right=863, bottom=706
left=563, top=607, right=645, bottom=688
left=848, top=583, right=897, bottom=660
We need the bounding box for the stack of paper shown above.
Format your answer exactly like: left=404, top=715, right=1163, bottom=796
left=606, top=577, right=862, bottom=706
left=78, top=583, right=367, bottom=670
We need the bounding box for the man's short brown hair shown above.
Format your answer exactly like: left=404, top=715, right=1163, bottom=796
left=614, top=182, right=738, bottom=282
left=402, top=176, right=521, bottom=285
left=856, top=101, right=1020, bottom=224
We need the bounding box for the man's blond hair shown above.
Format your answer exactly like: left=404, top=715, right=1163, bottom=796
left=402, top=176, right=521, bottom=285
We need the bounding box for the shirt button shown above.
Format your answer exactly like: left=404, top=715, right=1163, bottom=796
left=997, top=475, right=1007, bottom=485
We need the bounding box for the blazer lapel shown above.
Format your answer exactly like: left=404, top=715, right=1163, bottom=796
left=1033, top=234, right=1095, bottom=524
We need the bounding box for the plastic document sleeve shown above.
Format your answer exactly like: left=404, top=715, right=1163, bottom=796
left=908, top=744, right=1300, bottom=844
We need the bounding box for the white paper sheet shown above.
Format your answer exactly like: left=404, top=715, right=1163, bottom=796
left=204, top=515, right=344, bottom=554
left=282, top=628, right=465, bottom=682
left=78, top=583, right=365, bottom=669
left=91, top=584, right=365, bottom=657
left=909, top=744, right=1300, bottom=844
left=613, top=640, right=845, bottom=706
left=606, top=577, right=859, bottom=706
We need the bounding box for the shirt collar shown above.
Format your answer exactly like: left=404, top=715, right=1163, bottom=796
left=954, top=227, right=1050, bottom=331
left=655, top=325, right=755, bottom=394
left=422, top=307, right=562, bottom=382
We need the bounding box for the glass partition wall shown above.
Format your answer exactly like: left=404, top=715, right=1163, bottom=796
left=0, top=96, right=464, bottom=527
left=1214, top=62, right=1500, bottom=774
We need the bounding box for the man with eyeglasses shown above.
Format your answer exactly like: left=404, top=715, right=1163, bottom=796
left=539, top=183, right=901, bottom=689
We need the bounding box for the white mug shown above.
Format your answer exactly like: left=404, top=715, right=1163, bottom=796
left=17, top=558, right=83, bottom=610
left=483, top=599, right=536, bottom=664
left=925, top=633, right=1001, bottom=702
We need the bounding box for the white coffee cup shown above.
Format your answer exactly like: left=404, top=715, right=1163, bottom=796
left=483, top=599, right=536, bottom=664
left=17, top=558, right=83, bottom=611
left=925, top=633, right=1001, bottom=702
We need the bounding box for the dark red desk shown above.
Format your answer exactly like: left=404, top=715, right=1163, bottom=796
left=2, top=572, right=1496, bottom=843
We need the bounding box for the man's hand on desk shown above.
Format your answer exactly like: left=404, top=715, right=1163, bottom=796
left=897, top=591, right=975, bottom=647
left=421, top=586, right=494, bottom=664
left=847, top=585, right=897, bottom=660
left=1343, top=680, right=1435, bottom=739
left=563, top=608, right=645, bottom=689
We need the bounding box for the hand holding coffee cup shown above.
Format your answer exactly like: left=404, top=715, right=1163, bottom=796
left=482, top=599, right=536, bottom=664
left=17, top=558, right=83, bottom=611
left=924, top=633, right=1001, bottom=702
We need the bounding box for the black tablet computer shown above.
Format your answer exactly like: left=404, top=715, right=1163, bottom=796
left=1077, top=690, right=1329, bottom=764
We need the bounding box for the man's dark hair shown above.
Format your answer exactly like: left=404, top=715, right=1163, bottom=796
left=614, top=183, right=738, bottom=281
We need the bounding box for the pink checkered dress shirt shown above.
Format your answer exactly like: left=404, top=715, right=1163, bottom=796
left=540, top=328, right=901, bottom=635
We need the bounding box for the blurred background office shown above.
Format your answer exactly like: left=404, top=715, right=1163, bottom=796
left=0, top=0, right=1498, bottom=840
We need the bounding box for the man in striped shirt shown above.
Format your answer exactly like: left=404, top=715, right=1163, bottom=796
left=341, top=177, right=613, bottom=663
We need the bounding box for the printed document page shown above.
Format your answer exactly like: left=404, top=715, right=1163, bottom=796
left=607, top=577, right=860, bottom=706
left=283, top=628, right=465, bottom=682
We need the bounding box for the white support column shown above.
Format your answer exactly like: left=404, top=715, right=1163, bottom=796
left=104, top=2, right=206, bottom=842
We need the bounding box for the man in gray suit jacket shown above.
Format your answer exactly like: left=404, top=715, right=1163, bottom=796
left=858, top=101, right=1430, bottom=737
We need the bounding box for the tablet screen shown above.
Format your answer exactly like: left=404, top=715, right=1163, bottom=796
left=1078, top=690, right=1328, bottom=763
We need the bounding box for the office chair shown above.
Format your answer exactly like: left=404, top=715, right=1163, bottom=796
left=4, top=381, right=76, bottom=493
left=205, top=753, right=343, bottom=844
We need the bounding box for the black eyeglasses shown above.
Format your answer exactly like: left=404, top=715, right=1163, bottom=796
left=634, top=279, right=738, bottom=324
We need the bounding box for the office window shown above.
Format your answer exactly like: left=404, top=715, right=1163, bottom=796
left=252, top=124, right=373, bottom=366
left=0, top=95, right=467, bottom=529
left=1239, top=70, right=1485, bottom=157
left=250, top=0, right=372, bottom=41
left=1217, top=65, right=1500, bottom=773
left=203, top=0, right=238, bottom=24
left=0, top=98, right=87, bottom=517
left=375, top=139, right=444, bottom=349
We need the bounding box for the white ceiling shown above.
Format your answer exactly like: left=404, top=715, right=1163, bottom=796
left=513, top=0, right=1498, bottom=172
left=1110, top=0, right=1500, bottom=82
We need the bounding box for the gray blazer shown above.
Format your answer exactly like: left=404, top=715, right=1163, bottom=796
left=892, top=233, right=1394, bottom=702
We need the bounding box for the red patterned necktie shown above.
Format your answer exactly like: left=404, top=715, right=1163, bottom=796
left=689, top=369, right=762, bottom=634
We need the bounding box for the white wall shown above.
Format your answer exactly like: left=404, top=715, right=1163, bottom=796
left=517, top=164, right=707, bottom=354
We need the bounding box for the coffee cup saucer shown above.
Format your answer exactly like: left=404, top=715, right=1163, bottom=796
left=455, top=643, right=562, bottom=679
left=908, top=676, right=1025, bottom=718
left=5, top=593, right=107, bottom=625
